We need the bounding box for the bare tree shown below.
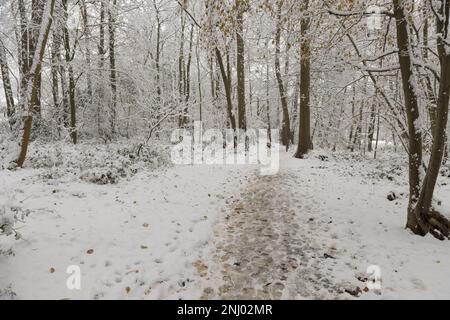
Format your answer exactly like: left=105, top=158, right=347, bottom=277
left=109, top=0, right=117, bottom=135
left=236, top=0, right=247, bottom=133
left=0, top=38, right=15, bottom=127
left=275, top=0, right=290, bottom=150
left=16, top=0, right=56, bottom=167
left=393, top=0, right=450, bottom=239
left=295, top=0, right=312, bottom=158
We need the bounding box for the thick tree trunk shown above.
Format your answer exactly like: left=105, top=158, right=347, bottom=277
left=266, top=48, right=272, bottom=147
left=353, top=102, right=363, bottom=152
left=196, top=32, right=203, bottom=122
left=215, top=47, right=237, bottom=146
left=29, top=0, right=46, bottom=120
left=348, top=86, right=356, bottom=150
left=16, top=0, right=56, bottom=168
left=393, top=0, right=425, bottom=234
left=295, top=0, right=312, bottom=158
left=178, top=11, right=187, bottom=127
left=236, top=1, right=246, bottom=132
left=50, top=27, right=61, bottom=132
left=185, top=24, right=194, bottom=103
left=152, top=0, right=162, bottom=99
left=18, top=0, right=30, bottom=107
left=291, top=73, right=300, bottom=144
left=80, top=0, right=93, bottom=105
left=412, top=0, right=450, bottom=239
left=422, top=7, right=438, bottom=139
left=62, top=0, right=77, bottom=144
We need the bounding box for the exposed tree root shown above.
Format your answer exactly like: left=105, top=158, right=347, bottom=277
left=427, top=210, right=450, bottom=240
left=418, top=209, right=450, bottom=240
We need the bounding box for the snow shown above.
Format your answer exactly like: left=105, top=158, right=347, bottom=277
left=1, top=145, right=450, bottom=300
left=0, top=159, right=254, bottom=299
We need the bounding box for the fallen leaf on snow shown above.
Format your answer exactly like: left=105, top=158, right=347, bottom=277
left=193, top=260, right=208, bottom=277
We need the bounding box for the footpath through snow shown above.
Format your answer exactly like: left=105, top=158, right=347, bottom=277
left=1, top=151, right=450, bottom=299
left=203, top=153, right=450, bottom=299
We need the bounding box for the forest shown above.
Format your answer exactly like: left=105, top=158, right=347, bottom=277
left=0, top=0, right=450, bottom=300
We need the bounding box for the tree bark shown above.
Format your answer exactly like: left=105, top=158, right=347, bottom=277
left=98, top=0, right=106, bottom=136
left=275, top=0, right=290, bottom=150
left=50, top=25, right=61, bottom=128
left=215, top=47, right=237, bottom=146
left=236, top=0, right=246, bottom=132
left=80, top=0, right=93, bottom=105
left=0, top=38, right=16, bottom=127
left=295, top=0, right=312, bottom=158
left=367, top=99, right=377, bottom=152
left=412, top=0, right=450, bottom=239
left=108, top=0, right=117, bottom=135
left=16, top=0, right=56, bottom=167
left=62, top=0, right=77, bottom=144
left=152, top=0, right=162, bottom=99
left=29, top=0, right=46, bottom=119
left=18, top=0, right=30, bottom=108
left=393, top=0, right=424, bottom=234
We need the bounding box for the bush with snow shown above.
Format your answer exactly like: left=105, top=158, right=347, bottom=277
left=2, top=140, right=172, bottom=185
left=0, top=207, right=15, bottom=237
left=0, top=205, right=23, bottom=240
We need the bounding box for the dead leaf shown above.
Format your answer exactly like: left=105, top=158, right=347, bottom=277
left=193, top=260, right=208, bottom=277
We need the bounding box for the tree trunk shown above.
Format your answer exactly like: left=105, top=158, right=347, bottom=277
left=295, top=0, right=312, bottom=159
left=275, top=0, right=290, bottom=151
left=215, top=47, right=237, bottom=146
left=98, top=0, right=106, bottom=136
left=393, top=0, right=425, bottom=234
left=0, top=38, right=16, bottom=127
left=367, top=99, right=377, bottom=152
left=412, top=0, right=450, bottom=239
left=16, top=0, right=56, bottom=167
left=236, top=0, right=246, bottom=132
left=62, top=0, right=77, bottom=144
left=108, top=0, right=117, bottom=135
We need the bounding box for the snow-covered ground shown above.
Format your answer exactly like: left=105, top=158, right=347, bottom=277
left=1, top=146, right=450, bottom=300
